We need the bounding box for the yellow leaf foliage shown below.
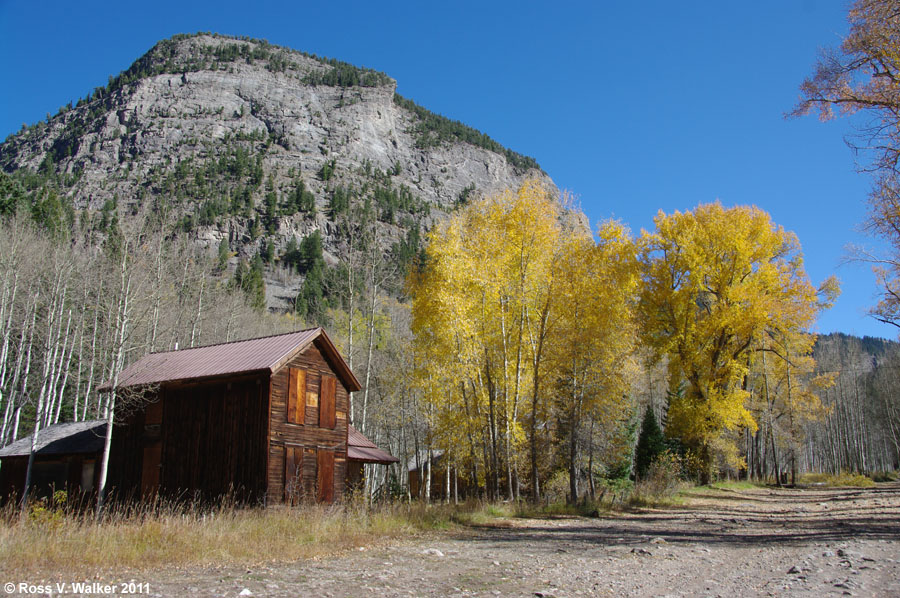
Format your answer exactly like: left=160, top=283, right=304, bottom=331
left=638, top=202, right=831, bottom=474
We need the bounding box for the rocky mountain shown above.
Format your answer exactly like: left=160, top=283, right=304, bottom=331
left=0, top=33, right=554, bottom=311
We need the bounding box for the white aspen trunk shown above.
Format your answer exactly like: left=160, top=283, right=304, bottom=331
left=53, top=312, right=79, bottom=424
left=345, top=226, right=355, bottom=423
left=169, top=256, right=191, bottom=350
left=97, top=245, right=133, bottom=517
left=36, top=287, right=65, bottom=430
left=189, top=276, right=205, bottom=347
left=424, top=449, right=432, bottom=504
left=81, top=278, right=103, bottom=421
left=20, top=388, right=46, bottom=509
left=98, top=294, right=119, bottom=418
left=10, top=304, right=38, bottom=444
left=0, top=392, right=13, bottom=447
left=498, top=294, right=515, bottom=501
left=11, top=406, right=21, bottom=443
left=47, top=307, right=73, bottom=418
left=1, top=296, right=31, bottom=445
left=72, top=284, right=89, bottom=423
left=360, top=277, right=377, bottom=435
left=0, top=271, right=19, bottom=418
left=148, top=235, right=164, bottom=352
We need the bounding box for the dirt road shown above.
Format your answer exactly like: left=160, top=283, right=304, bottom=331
left=147, top=483, right=900, bottom=597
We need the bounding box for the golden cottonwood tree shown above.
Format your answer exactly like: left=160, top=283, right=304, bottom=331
left=638, top=202, right=832, bottom=481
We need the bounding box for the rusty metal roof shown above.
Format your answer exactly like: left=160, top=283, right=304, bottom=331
left=102, top=327, right=361, bottom=392
left=347, top=425, right=399, bottom=464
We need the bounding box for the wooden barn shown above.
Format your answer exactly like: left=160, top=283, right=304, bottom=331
left=93, top=327, right=396, bottom=505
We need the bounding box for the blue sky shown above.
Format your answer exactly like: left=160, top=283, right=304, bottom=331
left=0, top=0, right=891, bottom=338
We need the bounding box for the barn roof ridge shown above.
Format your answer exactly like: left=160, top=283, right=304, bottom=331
left=145, top=326, right=323, bottom=355
left=102, top=327, right=361, bottom=392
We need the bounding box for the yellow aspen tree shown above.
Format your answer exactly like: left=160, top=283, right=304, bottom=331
left=552, top=221, right=639, bottom=503
left=410, top=179, right=569, bottom=499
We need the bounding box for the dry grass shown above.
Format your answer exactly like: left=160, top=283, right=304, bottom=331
left=0, top=497, right=471, bottom=577
left=798, top=471, right=876, bottom=487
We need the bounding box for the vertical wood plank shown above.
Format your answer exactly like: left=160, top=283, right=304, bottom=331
left=141, top=443, right=161, bottom=497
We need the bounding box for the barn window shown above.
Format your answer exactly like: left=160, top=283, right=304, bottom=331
left=287, top=368, right=306, bottom=424
left=319, top=375, right=336, bottom=429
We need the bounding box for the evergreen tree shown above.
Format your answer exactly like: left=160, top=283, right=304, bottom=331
left=282, top=235, right=300, bottom=272
left=297, top=230, right=324, bottom=273
left=264, top=191, right=278, bottom=234
left=294, top=231, right=326, bottom=321
left=288, top=178, right=316, bottom=215
left=217, top=238, right=230, bottom=271
left=329, top=186, right=350, bottom=217
left=0, top=171, right=25, bottom=216
left=634, top=407, right=667, bottom=480
left=246, top=254, right=267, bottom=310
left=232, top=256, right=266, bottom=311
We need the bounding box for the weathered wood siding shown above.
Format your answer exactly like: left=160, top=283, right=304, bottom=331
left=268, top=340, right=349, bottom=503
left=0, top=456, right=26, bottom=503
left=108, top=374, right=269, bottom=504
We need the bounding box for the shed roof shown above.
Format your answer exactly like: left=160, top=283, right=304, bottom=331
left=101, top=327, right=361, bottom=392
left=347, top=425, right=399, bottom=464
left=0, top=420, right=106, bottom=458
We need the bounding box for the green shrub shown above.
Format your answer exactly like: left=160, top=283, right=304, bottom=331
left=629, top=451, right=685, bottom=506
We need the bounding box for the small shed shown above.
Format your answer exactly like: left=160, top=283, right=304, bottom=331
left=97, top=327, right=395, bottom=505
left=346, top=425, right=399, bottom=491
left=0, top=420, right=106, bottom=502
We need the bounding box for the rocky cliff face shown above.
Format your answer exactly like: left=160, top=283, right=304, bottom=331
left=0, top=34, right=554, bottom=310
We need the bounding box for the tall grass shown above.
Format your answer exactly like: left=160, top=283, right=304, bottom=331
left=0, top=496, right=472, bottom=576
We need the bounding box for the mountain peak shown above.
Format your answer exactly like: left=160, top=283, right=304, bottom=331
left=0, top=33, right=551, bottom=312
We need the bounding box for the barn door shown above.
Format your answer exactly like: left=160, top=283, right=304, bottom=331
left=284, top=445, right=303, bottom=505
left=317, top=449, right=335, bottom=503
